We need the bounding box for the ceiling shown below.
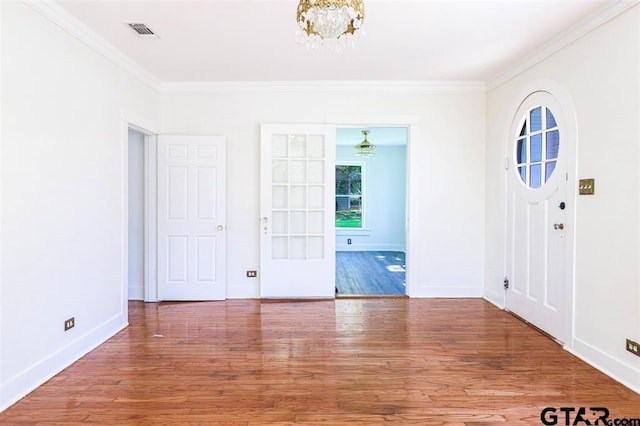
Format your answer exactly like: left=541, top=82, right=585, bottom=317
left=56, top=0, right=613, bottom=83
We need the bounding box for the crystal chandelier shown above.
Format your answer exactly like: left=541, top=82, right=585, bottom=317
left=355, top=130, right=376, bottom=157
left=296, top=0, right=365, bottom=50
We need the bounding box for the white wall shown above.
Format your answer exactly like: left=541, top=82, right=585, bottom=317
left=161, top=90, right=486, bottom=298
left=485, top=5, right=640, bottom=391
left=336, top=144, right=407, bottom=252
left=0, top=2, right=160, bottom=410
left=128, top=129, right=145, bottom=300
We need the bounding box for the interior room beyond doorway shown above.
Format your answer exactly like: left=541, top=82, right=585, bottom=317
left=335, top=127, right=408, bottom=297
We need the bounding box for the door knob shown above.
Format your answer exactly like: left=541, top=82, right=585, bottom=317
left=217, top=225, right=224, bottom=231
left=554, top=223, right=564, bottom=230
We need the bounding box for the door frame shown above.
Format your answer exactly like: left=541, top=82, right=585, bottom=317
left=122, top=112, right=159, bottom=305
left=502, top=79, right=577, bottom=347
left=327, top=113, right=419, bottom=297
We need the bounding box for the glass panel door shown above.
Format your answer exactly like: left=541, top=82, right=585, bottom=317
left=260, top=124, right=335, bottom=298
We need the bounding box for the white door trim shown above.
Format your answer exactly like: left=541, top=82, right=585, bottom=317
left=122, top=111, right=159, bottom=305
left=144, top=135, right=158, bottom=302
left=326, top=113, right=419, bottom=297
left=503, top=79, right=577, bottom=348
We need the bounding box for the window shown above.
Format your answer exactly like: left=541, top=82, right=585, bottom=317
left=515, top=105, right=559, bottom=189
left=335, top=165, right=363, bottom=228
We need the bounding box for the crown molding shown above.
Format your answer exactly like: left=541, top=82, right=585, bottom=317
left=19, top=1, right=484, bottom=95
left=487, top=0, right=640, bottom=91
left=21, top=0, right=163, bottom=93
left=18, top=0, right=638, bottom=96
left=161, top=80, right=486, bottom=94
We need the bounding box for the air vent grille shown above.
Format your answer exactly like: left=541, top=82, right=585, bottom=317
left=128, top=23, right=155, bottom=37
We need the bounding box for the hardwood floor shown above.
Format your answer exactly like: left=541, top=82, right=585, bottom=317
left=1, top=299, right=639, bottom=425
left=336, top=251, right=406, bottom=296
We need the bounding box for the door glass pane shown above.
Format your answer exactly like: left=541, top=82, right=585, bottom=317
left=530, top=164, right=542, bottom=189
left=272, top=211, right=288, bottom=234
left=290, top=135, right=306, bottom=158
left=308, top=211, right=324, bottom=234
left=290, top=186, right=306, bottom=209
left=530, top=134, right=542, bottom=163
left=308, top=186, right=324, bottom=209
left=290, top=160, right=306, bottom=184
left=530, top=107, right=542, bottom=132
left=516, top=139, right=526, bottom=164
left=518, top=167, right=526, bottom=184
left=290, top=211, right=306, bottom=234
left=307, top=135, right=324, bottom=158
left=545, top=161, right=556, bottom=182
left=547, top=130, right=559, bottom=159
left=546, top=108, right=557, bottom=128
left=273, top=160, right=288, bottom=183
left=272, top=186, right=288, bottom=209
left=272, top=134, right=288, bottom=158
left=308, top=160, right=324, bottom=184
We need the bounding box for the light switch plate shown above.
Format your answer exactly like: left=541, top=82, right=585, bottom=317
left=579, top=178, right=595, bottom=195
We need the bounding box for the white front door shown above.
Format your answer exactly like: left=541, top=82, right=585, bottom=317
left=506, top=93, right=569, bottom=341
left=157, top=135, right=226, bottom=300
left=260, top=124, right=336, bottom=298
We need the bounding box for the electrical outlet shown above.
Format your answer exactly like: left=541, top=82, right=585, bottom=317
left=626, top=339, right=640, bottom=357
left=64, top=317, right=75, bottom=331
left=347, top=238, right=352, bottom=245
left=246, top=270, right=257, bottom=278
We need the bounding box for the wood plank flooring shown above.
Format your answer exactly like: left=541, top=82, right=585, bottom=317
left=336, top=251, right=406, bottom=296
left=1, top=299, right=639, bottom=425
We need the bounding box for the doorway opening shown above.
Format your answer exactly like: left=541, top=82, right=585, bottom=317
left=128, top=128, right=146, bottom=301
left=125, top=124, right=158, bottom=303
left=334, top=126, right=408, bottom=297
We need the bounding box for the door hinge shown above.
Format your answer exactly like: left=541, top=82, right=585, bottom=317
left=503, top=277, right=510, bottom=290
left=505, top=157, right=509, bottom=171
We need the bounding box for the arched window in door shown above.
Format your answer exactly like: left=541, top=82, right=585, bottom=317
left=514, top=106, right=560, bottom=189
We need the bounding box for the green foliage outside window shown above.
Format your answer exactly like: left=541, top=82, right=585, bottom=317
left=336, top=165, right=362, bottom=228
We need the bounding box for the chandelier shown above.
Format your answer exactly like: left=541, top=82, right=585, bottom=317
left=296, top=0, right=365, bottom=50
left=355, top=130, right=376, bottom=157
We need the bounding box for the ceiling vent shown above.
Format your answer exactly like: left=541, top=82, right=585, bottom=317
left=127, top=23, right=157, bottom=38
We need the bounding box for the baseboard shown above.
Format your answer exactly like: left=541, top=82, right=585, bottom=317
left=226, top=282, right=260, bottom=299
left=409, top=284, right=484, bottom=298
left=567, top=337, right=640, bottom=394
left=483, top=291, right=505, bottom=309
left=128, top=286, right=144, bottom=300
left=0, top=312, right=128, bottom=412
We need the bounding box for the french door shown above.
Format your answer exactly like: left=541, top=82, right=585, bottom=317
left=260, top=124, right=336, bottom=298
left=157, top=135, right=226, bottom=300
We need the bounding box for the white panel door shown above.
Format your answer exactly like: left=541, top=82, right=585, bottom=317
left=260, top=124, right=335, bottom=298
left=506, top=93, right=569, bottom=341
left=157, top=135, right=226, bottom=300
